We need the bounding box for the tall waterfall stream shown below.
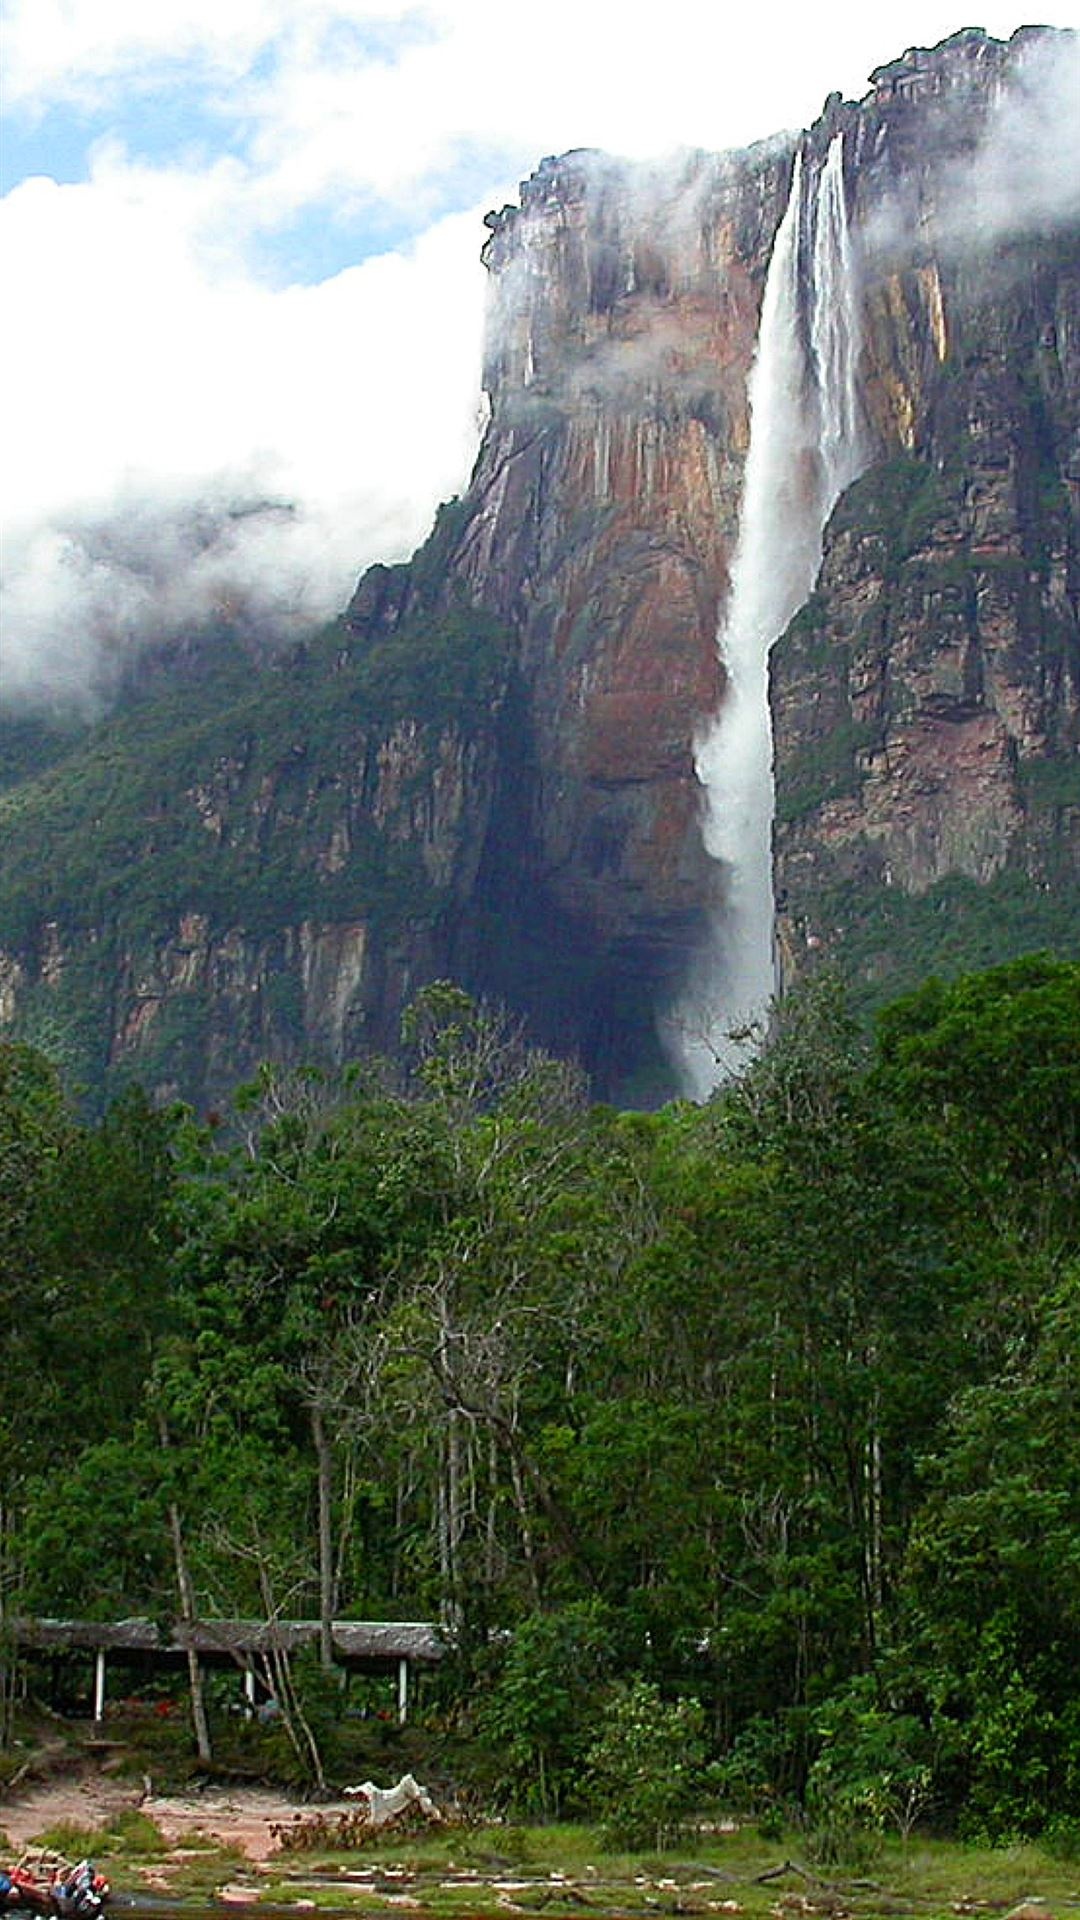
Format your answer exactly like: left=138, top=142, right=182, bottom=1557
left=668, top=134, right=865, bottom=1099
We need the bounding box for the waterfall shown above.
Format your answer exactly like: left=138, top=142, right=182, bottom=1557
left=666, top=133, right=864, bottom=1100
left=811, top=135, right=865, bottom=512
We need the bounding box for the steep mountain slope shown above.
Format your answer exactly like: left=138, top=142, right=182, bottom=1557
left=1, top=25, right=1076, bottom=1107
left=0, top=590, right=514, bottom=1100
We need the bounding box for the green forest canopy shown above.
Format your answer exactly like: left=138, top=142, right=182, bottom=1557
left=1, top=957, right=1077, bottom=1841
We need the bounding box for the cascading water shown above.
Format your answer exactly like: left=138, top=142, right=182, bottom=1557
left=666, top=132, right=865, bottom=1100
left=811, top=135, right=865, bottom=513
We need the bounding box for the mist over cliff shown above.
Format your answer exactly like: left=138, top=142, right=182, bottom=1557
left=1, top=24, right=1077, bottom=1108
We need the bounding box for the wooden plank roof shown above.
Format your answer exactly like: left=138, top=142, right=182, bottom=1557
left=10, top=1618, right=446, bottom=1663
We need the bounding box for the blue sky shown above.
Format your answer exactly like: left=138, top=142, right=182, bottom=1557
left=0, top=11, right=520, bottom=281
left=2, top=0, right=1077, bottom=705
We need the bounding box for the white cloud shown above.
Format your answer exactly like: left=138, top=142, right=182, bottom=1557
left=10, top=0, right=1073, bottom=188
left=1, top=0, right=423, bottom=110
left=858, top=30, right=1080, bottom=271
left=944, top=29, right=1080, bottom=244
left=0, top=168, right=486, bottom=706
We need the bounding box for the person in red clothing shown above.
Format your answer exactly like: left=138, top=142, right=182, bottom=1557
left=3, top=1871, right=51, bottom=1916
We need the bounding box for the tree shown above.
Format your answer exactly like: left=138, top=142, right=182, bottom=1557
left=388, top=986, right=621, bottom=1627
left=899, top=1263, right=1080, bottom=1835
left=1, top=1052, right=181, bottom=1736
left=0, top=1043, right=74, bottom=1479
left=475, top=1601, right=617, bottom=1817
left=873, top=954, right=1080, bottom=1257
left=804, top=1676, right=933, bottom=1847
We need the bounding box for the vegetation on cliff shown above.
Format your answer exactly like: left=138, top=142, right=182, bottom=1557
left=0, top=600, right=514, bottom=1099
left=1, top=957, right=1077, bottom=1846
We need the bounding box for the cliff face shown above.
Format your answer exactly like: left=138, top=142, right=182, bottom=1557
left=342, top=144, right=796, bottom=1093
left=1, top=25, right=1077, bottom=1106
left=771, top=32, right=1080, bottom=997
left=350, top=23, right=1079, bottom=1087
left=0, top=609, right=513, bottom=1101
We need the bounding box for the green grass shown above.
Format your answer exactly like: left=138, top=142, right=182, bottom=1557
left=22, top=1812, right=250, bottom=1899
left=9, top=1796, right=1080, bottom=1918
left=26, top=1822, right=117, bottom=1857
left=28, top=1811, right=169, bottom=1860
left=876, top=1832, right=1080, bottom=1913
left=255, top=1823, right=1080, bottom=1919
left=158, top=1841, right=253, bottom=1897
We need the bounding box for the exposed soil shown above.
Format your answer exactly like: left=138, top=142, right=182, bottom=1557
left=0, top=1772, right=345, bottom=1865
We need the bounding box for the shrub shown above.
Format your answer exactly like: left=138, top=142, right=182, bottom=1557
left=474, top=1601, right=617, bottom=1819
left=585, top=1679, right=705, bottom=1851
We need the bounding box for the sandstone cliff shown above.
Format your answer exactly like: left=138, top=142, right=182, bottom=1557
left=343, top=139, right=797, bottom=1094
left=1, top=25, right=1076, bottom=1106
left=772, top=29, right=1080, bottom=1003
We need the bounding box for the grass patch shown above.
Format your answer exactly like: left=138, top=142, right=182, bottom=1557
left=98, top=1809, right=168, bottom=1855
left=262, top=1823, right=1080, bottom=1919
left=260, top=1887, right=362, bottom=1909
left=15, top=1811, right=1078, bottom=1917
left=27, top=1823, right=114, bottom=1857
left=26, top=1811, right=169, bottom=1871
left=870, top=1832, right=1080, bottom=1912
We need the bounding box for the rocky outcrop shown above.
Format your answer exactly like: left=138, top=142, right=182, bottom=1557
left=0, top=632, right=510, bottom=1103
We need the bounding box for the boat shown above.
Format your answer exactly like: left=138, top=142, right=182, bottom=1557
left=0, top=1853, right=109, bottom=1920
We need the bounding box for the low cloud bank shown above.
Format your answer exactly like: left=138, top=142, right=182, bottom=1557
left=1, top=189, right=485, bottom=713
left=863, top=28, right=1080, bottom=265
left=942, top=30, right=1080, bottom=247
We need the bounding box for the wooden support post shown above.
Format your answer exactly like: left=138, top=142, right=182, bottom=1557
left=93, top=1648, right=106, bottom=1724
left=397, top=1657, right=408, bottom=1725
left=244, top=1662, right=256, bottom=1719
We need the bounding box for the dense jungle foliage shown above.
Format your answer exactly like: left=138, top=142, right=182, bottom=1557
left=1, top=955, right=1078, bottom=1847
